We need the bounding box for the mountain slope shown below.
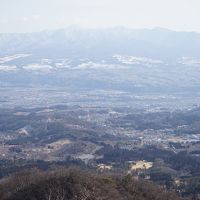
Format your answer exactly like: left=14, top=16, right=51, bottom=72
left=1, top=27, right=200, bottom=92
left=1, top=27, right=200, bottom=60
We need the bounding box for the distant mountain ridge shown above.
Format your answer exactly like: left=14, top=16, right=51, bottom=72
left=1, top=27, right=200, bottom=92
left=1, top=27, right=200, bottom=60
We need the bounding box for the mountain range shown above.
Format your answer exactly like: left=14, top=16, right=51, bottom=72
left=1, top=26, right=200, bottom=92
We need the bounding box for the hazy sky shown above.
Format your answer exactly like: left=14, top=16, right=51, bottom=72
left=0, top=0, right=200, bottom=33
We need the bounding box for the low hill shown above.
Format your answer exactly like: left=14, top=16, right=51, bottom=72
left=0, top=168, right=182, bottom=200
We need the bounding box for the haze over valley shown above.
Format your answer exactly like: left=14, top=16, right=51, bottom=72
left=1, top=0, right=200, bottom=199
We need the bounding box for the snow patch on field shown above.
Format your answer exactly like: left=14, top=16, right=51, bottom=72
left=74, top=61, right=119, bottom=70
left=113, top=55, right=163, bottom=66
left=179, top=57, right=200, bottom=66
left=0, top=65, right=17, bottom=72
left=23, top=64, right=53, bottom=72
left=0, top=54, right=31, bottom=64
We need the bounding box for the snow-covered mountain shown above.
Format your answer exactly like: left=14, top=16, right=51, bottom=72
left=1, top=27, right=200, bottom=92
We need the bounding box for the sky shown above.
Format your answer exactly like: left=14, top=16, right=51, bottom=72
left=0, top=0, right=200, bottom=33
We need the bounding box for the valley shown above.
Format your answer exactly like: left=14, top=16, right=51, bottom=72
left=0, top=27, right=200, bottom=199
left=0, top=101, right=200, bottom=198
